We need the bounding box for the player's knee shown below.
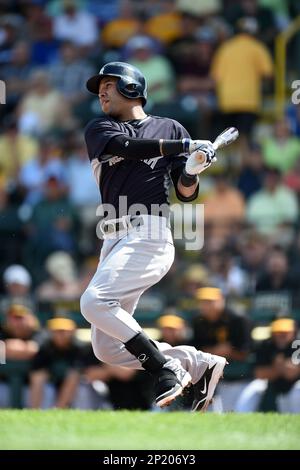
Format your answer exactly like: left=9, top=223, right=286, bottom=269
left=80, top=287, right=101, bottom=323
left=80, top=287, right=120, bottom=324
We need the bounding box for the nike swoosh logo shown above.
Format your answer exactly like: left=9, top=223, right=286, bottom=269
left=200, top=377, right=207, bottom=394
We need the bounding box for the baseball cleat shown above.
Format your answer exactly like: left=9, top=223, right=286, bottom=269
left=191, top=354, right=227, bottom=412
left=154, top=359, right=192, bottom=408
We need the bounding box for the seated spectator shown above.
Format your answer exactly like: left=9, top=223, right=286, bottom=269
left=157, top=311, right=189, bottom=347
left=144, top=2, right=182, bottom=45
left=124, top=35, right=175, bottom=104
left=29, top=317, right=82, bottom=409
left=18, top=69, right=73, bottom=136
left=19, top=134, right=66, bottom=206
left=236, top=318, right=300, bottom=413
left=101, top=0, right=142, bottom=50
left=205, top=249, right=247, bottom=296
left=256, top=246, right=298, bottom=295
left=176, top=26, right=216, bottom=109
left=202, top=174, right=245, bottom=243
left=0, top=265, right=35, bottom=316
left=1, top=41, right=34, bottom=110
left=48, top=41, right=95, bottom=106
left=237, top=143, right=265, bottom=200
left=25, top=173, right=78, bottom=275
left=0, top=304, right=40, bottom=408
left=36, top=251, right=81, bottom=302
left=0, top=188, right=25, bottom=272
left=0, top=116, right=38, bottom=184
left=238, top=231, right=268, bottom=294
left=52, top=0, right=99, bottom=48
left=192, top=287, right=251, bottom=411
left=175, top=264, right=210, bottom=314
left=261, top=119, right=300, bottom=174
left=246, top=167, right=299, bottom=237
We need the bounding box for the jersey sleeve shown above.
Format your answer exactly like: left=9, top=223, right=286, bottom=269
left=84, top=118, right=126, bottom=162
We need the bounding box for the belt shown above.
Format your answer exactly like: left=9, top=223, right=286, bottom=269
left=101, top=215, right=144, bottom=235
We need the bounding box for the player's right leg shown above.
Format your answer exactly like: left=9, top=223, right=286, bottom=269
left=80, top=233, right=191, bottom=407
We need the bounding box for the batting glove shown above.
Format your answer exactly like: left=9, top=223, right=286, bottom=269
left=185, top=144, right=217, bottom=176
left=182, top=138, right=215, bottom=155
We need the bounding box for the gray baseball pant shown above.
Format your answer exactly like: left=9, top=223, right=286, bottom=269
left=80, top=216, right=208, bottom=384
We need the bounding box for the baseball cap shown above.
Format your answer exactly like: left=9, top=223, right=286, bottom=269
left=47, top=318, right=76, bottom=331
left=271, top=318, right=295, bottom=334
left=157, top=315, right=185, bottom=329
left=182, top=264, right=209, bottom=284
left=196, top=287, right=223, bottom=301
left=7, top=304, right=32, bottom=317
left=3, top=265, right=32, bottom=287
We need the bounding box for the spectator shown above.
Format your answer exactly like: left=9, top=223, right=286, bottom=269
left=224, top=0, right=278, bottom=49
left=202, top=173, right=245, bottom=243
left=247, top=167, right=299, bottom=237
left=256, top=246, right=298, bottom=295
left=101, top=0, right=142, bottom=50
left=192, top=287, right=251, bottom=411
left=125, top=35, right=176, bottom=104
left=0, top=187, right=25, bottom=273
left=52, top=0, right=98, bottom=48
left=238, top=231, right=268, bottom=293
left=205, top=249, right=247, bottom=296
left=19, top=134, right=66, bottom=206
left=18, top=69, right=73, bottom=136
left=29, top=317, right=82, bottom=409
left=236, top=318, right=300, bottom=413
left=175, top=264, right=210, bottom=314
left=261, top=118, right=300, bottom=174
left=1, top=41, right=34, bottom=109
left=48, top=41, right=95, bottom=105
left=157, top=311, right=189, bottom=347
left=0, top=304, right=40, bottom=408
left=0, top=116, right=38, bottom=184
left=237, top=143, right=265, bottom=200
left=24, top=174, right=78, bottom=277
left=211, top=17, right=273, bottom=143
left=0, top=265, right=35, bottom=315
left=36, top=251, right=81, bottom=302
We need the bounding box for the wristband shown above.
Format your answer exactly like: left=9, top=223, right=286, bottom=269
left=182, top=138, right=191, bottom=155
left=180, top=168, right=198, bottom=187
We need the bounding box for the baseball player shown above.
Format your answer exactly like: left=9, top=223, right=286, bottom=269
left=81, top=62, right=226, bottom=411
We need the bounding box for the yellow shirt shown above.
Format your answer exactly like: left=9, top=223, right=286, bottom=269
left=211, top=34, right=273, bottom=113
left=101, top=19, right=141, bottom=48
left=0, top=134, right=38, bottom=181
left=145, top=12, right=182, bottom=45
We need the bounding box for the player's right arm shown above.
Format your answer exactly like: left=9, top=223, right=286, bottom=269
left=84, top=118, right=214, bottom=162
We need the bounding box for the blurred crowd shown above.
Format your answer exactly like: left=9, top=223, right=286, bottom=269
left=0, top=0, right=300, bottom=413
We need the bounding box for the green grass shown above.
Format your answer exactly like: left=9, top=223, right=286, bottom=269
left=0, top=410, right=299, bottom=450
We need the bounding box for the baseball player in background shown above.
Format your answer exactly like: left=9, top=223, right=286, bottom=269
left=81, top=62, right=227, bottom=411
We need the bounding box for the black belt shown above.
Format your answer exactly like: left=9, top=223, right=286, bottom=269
left=102, top=216, right=143, bottom=235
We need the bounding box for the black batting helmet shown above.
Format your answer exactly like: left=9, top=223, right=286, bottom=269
left=86, top=62, right=147, bottom=106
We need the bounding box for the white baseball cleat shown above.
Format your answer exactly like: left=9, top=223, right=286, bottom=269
left=191, top=354, right=227, bottom=412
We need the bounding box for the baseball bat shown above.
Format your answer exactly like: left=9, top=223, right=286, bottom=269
left=194, top=127, right=239, bottom=163
left=212, top=127, right=239, bottom=151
